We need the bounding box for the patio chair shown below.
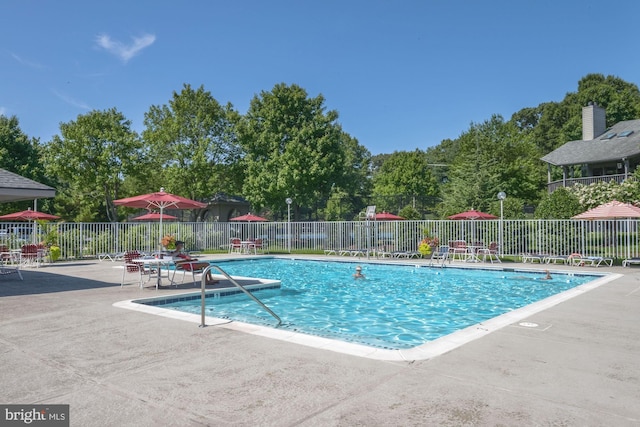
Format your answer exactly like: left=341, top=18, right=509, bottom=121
left=477, top=242, right=501, bottom=263
left=448, top=240, right=469, bottom=262
left=21, top=244, right=41, bottom=267
left=229, top=238, right=242, bottom=254
left=121, top=250, right=155, bottom=288
left=174, top=259, right=211, bottom=286
left=253, top=238, right=268, bottom=254
left=0, top=245, right=12, bottom=264
left=429, top=245, right=449, bottom=266
left=0, top=261, right=22, bottom=280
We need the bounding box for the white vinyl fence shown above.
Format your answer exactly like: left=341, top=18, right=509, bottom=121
left=0, top=219, right=637, bottom=261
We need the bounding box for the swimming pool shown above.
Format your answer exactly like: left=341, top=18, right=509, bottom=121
left=121, top=258, right=616, bottom=359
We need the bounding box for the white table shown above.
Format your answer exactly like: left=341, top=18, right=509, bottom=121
left=465, top=245, right=485, bottom=263
left=240, top=241, right=256, bottom=254
left=132, top=257, right=177, bottom=289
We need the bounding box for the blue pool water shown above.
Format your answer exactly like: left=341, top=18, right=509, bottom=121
left=158, top=259, right=597, bottom=350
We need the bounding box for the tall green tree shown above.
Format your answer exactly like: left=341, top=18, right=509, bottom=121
left=438, top=115, right=542, bottom=218
left=0, top=115, right=51, bottom=212
left=371, top=149, right=438, bottom=213
left=42, top=109, right=141, bottom=222
left=237, top=83, right=361, bottom=217
left=142, top=84, right=242, bottom=218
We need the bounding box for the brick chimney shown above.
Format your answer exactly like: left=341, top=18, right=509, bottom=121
left=582, top=102, right=606, bottom=140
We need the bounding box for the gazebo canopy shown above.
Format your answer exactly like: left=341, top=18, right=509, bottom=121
left=0, top=168, right=56, bottom=202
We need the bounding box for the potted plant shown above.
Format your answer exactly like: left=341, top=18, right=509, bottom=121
left=161, top=235, right=176, bottom=250
left=418, top=235, right=439, bottom=257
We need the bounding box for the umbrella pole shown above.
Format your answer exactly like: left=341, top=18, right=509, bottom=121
left=159, top=208, right=164, bottom=252
left=32, top=201, right=37, bottom=244
left=627, top=218, right=631, bottom=260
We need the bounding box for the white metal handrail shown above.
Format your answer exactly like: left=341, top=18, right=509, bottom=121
left=199, top=265, right=282, bottom=328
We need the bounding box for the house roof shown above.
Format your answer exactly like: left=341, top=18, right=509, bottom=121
left=0, top=168, right=56, bottom=202
left=541, top=119, right=640, bottom=166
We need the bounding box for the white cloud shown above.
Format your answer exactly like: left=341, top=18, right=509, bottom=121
left=9, top=52, right=45, bottom=69
left=0, top=107, right=7, bottom=116
left=51, top=89, right=91, bottom=110
left=95, top=33, right=156, bottom=63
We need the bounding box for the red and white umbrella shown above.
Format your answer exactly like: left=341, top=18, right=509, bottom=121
left=114, top=188, right=206, bottom=247
left=572, top=200, right=640, bottom=219
left=573, top=200, right=640, bottom=259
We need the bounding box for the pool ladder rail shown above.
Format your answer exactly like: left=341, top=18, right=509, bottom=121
left=199, top=265, right=282, bottom=328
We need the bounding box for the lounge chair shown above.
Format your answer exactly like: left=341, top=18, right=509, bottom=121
left=568, top=254, right=613, bottom=267
left=588, top=256, right=613, bottom=267
left=545, top=255, right=568, bottom=264
left=392, top=250, right=421, bottom=258
left=622, top=258, right=640, bottom=267
left=522, top=253, right=545, bottom=263
left=375, top=248, right=394, bottom=258
left=98, top=252, right=125, bottom=262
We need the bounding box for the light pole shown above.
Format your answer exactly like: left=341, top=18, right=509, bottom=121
left=286, top=198, right=292, bottom=253
left=497, top=192, right=506, bottom=256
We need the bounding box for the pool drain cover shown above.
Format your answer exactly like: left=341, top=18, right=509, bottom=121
left=519, top=322, right=539, bottom=328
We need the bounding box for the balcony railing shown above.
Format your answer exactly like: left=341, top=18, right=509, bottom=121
left=547, top=174, right=627, bottom=192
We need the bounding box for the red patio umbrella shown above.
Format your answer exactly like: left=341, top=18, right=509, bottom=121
left=230, top=213, right=268, bottom=241
left=448, top=209, right=497, bottom=220
left=132, top=212, right=178, bottom=221
left=230, top=213, right=268, bottom=222
left=375, top=212, right=405, bottom=220
left=448, top=209, right=497, bottom=244
left=0, top=208, right=60, bottom=221
left=0, top=208, right=60, bottom=244
left=114, top=188, right=206, bottom=248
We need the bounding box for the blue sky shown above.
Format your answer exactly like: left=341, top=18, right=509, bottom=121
left=2, top=0, right=640, bottom=155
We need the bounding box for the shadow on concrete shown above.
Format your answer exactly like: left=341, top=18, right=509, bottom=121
left=0, top=267, right=125, bottom=297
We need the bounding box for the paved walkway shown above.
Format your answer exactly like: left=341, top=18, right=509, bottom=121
left=1, top=256, right=639, bottom=426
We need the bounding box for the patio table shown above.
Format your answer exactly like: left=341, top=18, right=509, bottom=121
left=132, top=257, right=177, bottom=289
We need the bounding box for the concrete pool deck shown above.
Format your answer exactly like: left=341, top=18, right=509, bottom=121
left=1, top=255, right=639, bottom=426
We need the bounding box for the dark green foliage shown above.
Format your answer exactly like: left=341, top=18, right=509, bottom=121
left=534, top=188, right=583, bottom=219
